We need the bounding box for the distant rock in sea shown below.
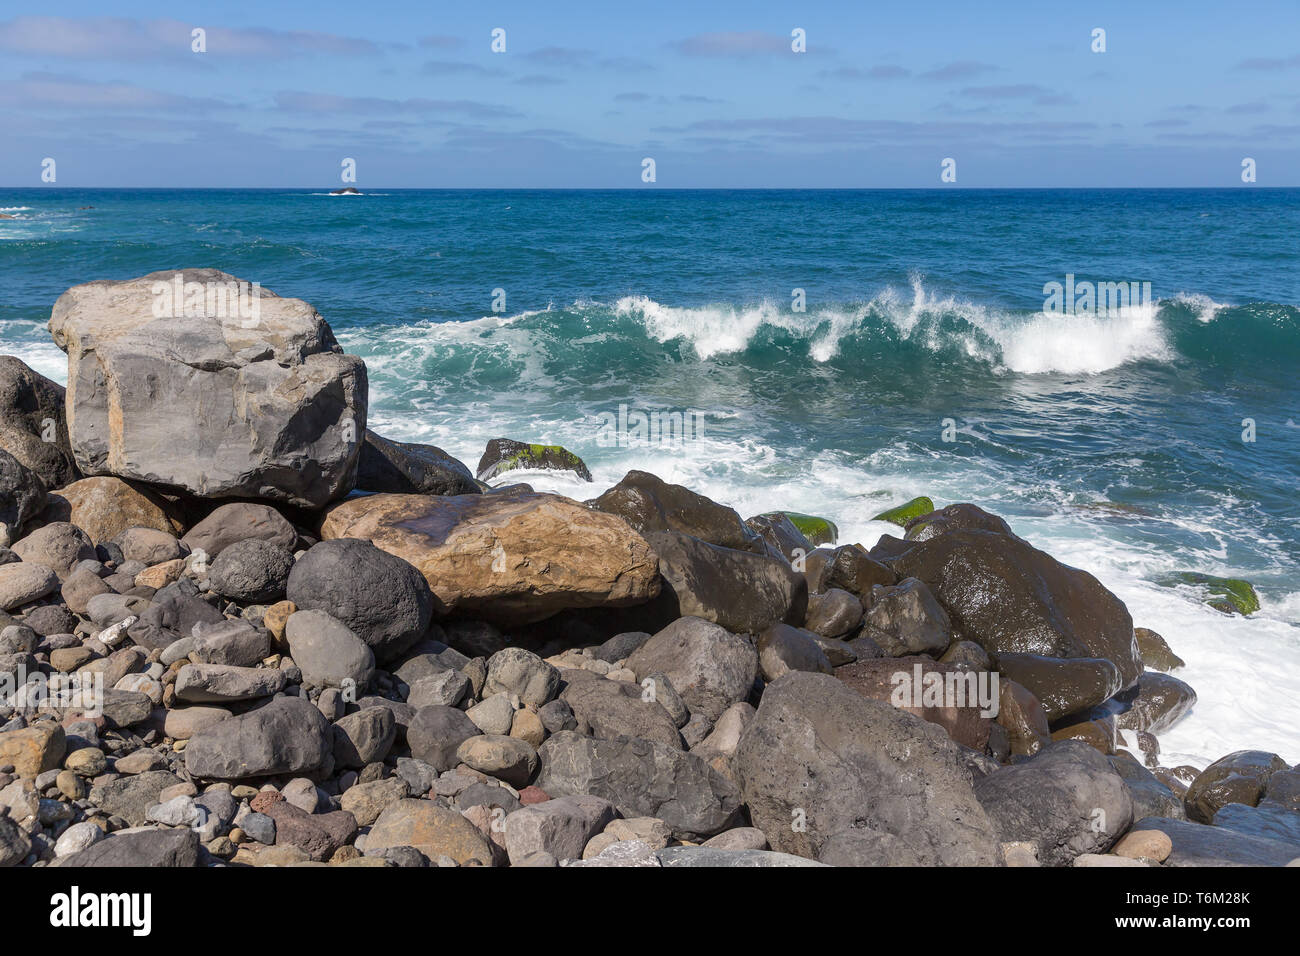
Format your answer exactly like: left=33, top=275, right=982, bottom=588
left=330, top=187, right=362, bottom=195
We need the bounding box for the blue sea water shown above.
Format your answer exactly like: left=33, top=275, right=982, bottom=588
left=1, top=187, right=1297, bottom=763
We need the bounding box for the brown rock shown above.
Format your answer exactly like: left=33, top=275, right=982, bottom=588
left=1051, top=717, right=1116, bottom=754
left=251, top=793, right=357, bottom=862
left=996, top=680, right=1051, bottom=757
left=1112, top=829, right=1173, bottom=862
left=43, top=476, right=182, bottom=544
left=0, top=721, right=66, bottom=778
left=262, top=600, right=296, bottom=648
left=365, top=798, right=495, bottom=865
left=135, top=558, right=186, bottom=590
left=320, top=492, right=660, bottom=626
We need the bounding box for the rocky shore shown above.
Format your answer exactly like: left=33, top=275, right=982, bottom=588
left=0, top=270, right=1297, bottom=868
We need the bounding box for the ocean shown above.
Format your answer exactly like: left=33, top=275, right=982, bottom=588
left=2, top=187, right=1297, bottom=766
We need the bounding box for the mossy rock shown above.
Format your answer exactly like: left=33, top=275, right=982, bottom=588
left=476, top=438, right=593, bottom=483
left=770, top=512, right=838, bottom=546
left=1163, top=572, right=1260, bottom=616
left=871, top=496, right=935, bottom=528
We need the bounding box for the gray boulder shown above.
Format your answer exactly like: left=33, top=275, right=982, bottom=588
left=48, top=269, right=367, bottom=508
left=560, top=677, right=683, bottom=749
left=208, top=539, right=294, bottom=603
left=483, top=647, right=560, bottom=707
left=974, top=740, right=1134, bottom=866
left=859, top=577, right=952, bottom=656
left=285, top=609, right=374, bottom=690
left=184, top=696, right=333, bottom=779
left=503, top=794, right=618, bottom=864
left=0, top=355, right=78, bottom=489
left=0, top=449, right=45, bottom=546
left=735, top=671, right=999, bottom=865
left=286, top=538, right=433, bottom=664
left=627, top=616, right=758, bottom=721
left=406, top=705, right=481, bottom=772
left=537, top=731, right=741, bottom=840
left=51, top=828, right=199, bottom=868
left=181, top=502, right=297, bottom=557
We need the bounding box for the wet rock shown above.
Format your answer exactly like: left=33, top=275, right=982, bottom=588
left=1184, top=750, right=1289, bottom=823
left=358, top=430, right=479, bottom=496
left=590, top=470, right=758, bottom=551
left=478, top=438, right=592, bottom=483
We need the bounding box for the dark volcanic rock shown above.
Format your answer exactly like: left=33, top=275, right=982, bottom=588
left=537, top=731, right=741, bottom=840
left=647, top=530, right=806, bottom=635
left=0, top=355, right=79, bottom=489
left=52, top=828, right=199, bottom=868
left=974, top=740, right=1134, bottom=866
left=1135, top=815, right=1300, bottom=867
left=744, top=512, right=812, bottom=563
left=406, top=705, right=481, bottom=772
left=1183, top=750, right=1289, bottom=824
left=1111, top=671, right=1197, bottom=734
left=287, top=537, right=433, bottom=665
left=904, top=502, right=1015, bottom=542
left=735, top=671, right=999, bottom=865
left=0, top=449, right=46, bottom=542
left=858, top=577, right=951, bottom=656
left=591, top=470, right=759, bottom=551
left=358, top=429, right=479, bottom=496
left=894, top=527, right=1141, bottom=689
left=208, top=538, right=294, bottom=603
left=756, top=622, right=833, bottom=681
left=835, top=657, right=995, bottom=753
left=626, top=616, right=758, bottom=721
left=560, top=677, right=682, bottom=749
left=993, top=653, right=1123, bottom=723
left=181, top=502, right=298, bottom=557
left=184, top=697, right=333, bottom=780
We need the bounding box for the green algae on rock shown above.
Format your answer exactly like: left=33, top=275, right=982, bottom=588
left=476, top=438, right=593, bottom=483
left=769, top=512, right=838, bottom=546
left=1162, top=572, right=1261, bottom=616
left=872, top=496, right=935, bottom=528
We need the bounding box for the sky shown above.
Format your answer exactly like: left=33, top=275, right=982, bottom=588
left=2, top=0, right=1299, bottom=187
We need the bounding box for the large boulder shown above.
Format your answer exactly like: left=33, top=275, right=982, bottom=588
left=974, top=740, right=1134, bottom=866
left=1112, top=671, right=1198, bottom=734
left=904, top=502, right=1015, bottom=542
left=364, top=799, right=495, bottom=866
left=0, top=562, right=59, bottom=611
left=47, top=269, right=367, bottom=508
left=285, top=609, right=375, bottom=690
left=0, top=355, right=79, bottom=489
left=560, top=677, right=683, bottom=749
left=357, top=430, right=479, bottom=496
left=0, top=449, right=45, bottom=545
left=42, top=476, right=182, bottom=545
left=590, top=470, right=759, bottom=551
left=537, top=731, right=741, bottom=840
left=893, top=528, right=1141, bottom=689
left=993, top=653, right=1123, bottom=723
left=184, top=696, right=333, bottom=779
left=320, top=492, right=660, bottom=627
left=647, top=530, right=806, bottom=635
left=735, top=671, right=1000, bottom=865
left=627, top=617, right=759, bottom=722
left=51, top=828, right=199, bottom=868
left=287, top=538, right=432, bottom=664
left=1134, top=816, right=1300, bottom=867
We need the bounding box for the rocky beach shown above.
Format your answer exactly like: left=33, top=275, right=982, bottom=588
left=0, top=269, right=1296, bottom=869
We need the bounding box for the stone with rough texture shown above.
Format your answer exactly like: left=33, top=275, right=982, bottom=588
left=974, top=740, right=1134, bottom=866
left=0, top=721, right=66, bottom=778
left=286, top=537, right=432, bottom=664
left=332, top=706, right=397, bottom=769
left=477, top=438, right=592, bottom=483
left=1183, top=750, right=1288, bottom=824
left=406, top=705, right=481, bottom=772
left=456, top=734, right=538, bottom=787
left=320, top=492, right=660, bottom=626
left=48, top=269, right=367, bottom=508
left=894, top=525, right=1141, bottom=689
left=655, top=846, right=826, bottom=867
left=365, top=799, right=495, bottom=866
left=182, top=502, right=298, bottom=557
left=184, top=697, right=333, bottom=779
left=591, top=470, right=760, bottom=551
left=11, top=522, right=95, bottom=579
left=647, top=530, right=806, bottom=635
left=756, top=622, right=833, bottom=681
left=0, top=449, right=45, bottom=544
left=627, top=616, right=758, bottom=722
left=358, top=430, right=479, bottom=496
left=561, top=677, right=682, bottom=749
left=735, top=671, right=999, bottom=866
left=0, top=355, right=78, bottom=489
left=52, top=828, right=199, bottom=868
left=484, top=647, right=559, bottom=707
left=89, top=770, right=182, bottom=826
left=209, top=539, right=294, bottom=603
left=175, top=662, right=287, bottom=703
left=503, top=794, right=618, bottom=864
left=835, top=656, right=995, bottom=753
left=43, top=476, right=182, bottom=545
left=537, top=731, right=741, bottom=840
left=1134, top=816, right=1300, bottom=867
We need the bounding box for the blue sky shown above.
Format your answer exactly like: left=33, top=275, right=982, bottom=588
left=2, top=0, right=1298, bottom=187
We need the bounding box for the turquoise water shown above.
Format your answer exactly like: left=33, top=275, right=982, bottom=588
left=1, top=187, right=1298, bottom=762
